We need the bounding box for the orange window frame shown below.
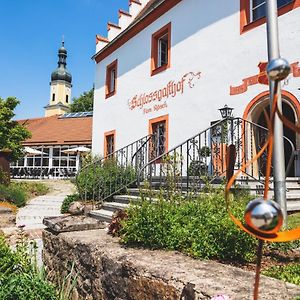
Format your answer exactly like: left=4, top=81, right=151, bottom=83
left=240, top=0, right=300, bottom=34
left=104, top=130, right=116, bottom=157
left=148, top=114, right=169, bottom=161
left=105, top=59, right=118, bottom=99
left=151, top=23, right=171, bottom=76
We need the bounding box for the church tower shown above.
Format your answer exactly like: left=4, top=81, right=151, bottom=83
left=45, top=41, right=72, bottom=117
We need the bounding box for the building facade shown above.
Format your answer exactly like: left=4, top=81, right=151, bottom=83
left=92, top=0, right=300, bottom=176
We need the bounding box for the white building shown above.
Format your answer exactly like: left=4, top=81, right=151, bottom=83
left=91, top=0, right=300, bottom=178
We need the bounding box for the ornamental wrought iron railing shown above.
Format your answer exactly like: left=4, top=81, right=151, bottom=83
left=137, top=117, right=295, bottom=194
left=76, top=134, right=153, bottom=203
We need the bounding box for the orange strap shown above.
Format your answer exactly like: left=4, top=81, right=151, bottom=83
left=225, top=91, right=300, bottom=242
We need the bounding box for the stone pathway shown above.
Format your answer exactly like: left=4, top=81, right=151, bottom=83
left=16, top=180, right=74, bottom=230
left=2, top=180, right=74, bottom=266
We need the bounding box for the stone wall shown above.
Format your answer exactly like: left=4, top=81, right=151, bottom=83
left=43, top=229, right=300, bottom=300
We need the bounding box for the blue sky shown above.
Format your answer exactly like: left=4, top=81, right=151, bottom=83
left=0, top=0, right=128, bottom=119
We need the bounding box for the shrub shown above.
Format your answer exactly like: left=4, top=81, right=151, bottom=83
left=12, top=181, right=49, bottom=199
left=76, top=157, right=136, bottom=201
left=0, top=181, right=49, bottom=208
left=0, top=184, right=26, bottom=207
left=0, top=232, right=57, bottom=300
left=61, top=194, right=80, bottom=214
left=121, top=191, right=258, bottom=263
left=263, top=264, right=300, bottom=286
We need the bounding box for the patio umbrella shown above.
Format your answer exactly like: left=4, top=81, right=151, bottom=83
left=24, top=146, right=46, bottom=156
left=62, top=146, right=91, bottom=155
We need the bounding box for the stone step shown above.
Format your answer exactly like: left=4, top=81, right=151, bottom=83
left=102, top=202, right=128, bottom=212
left=89, top=209, right=113, bottom=223
left=287, top=201, right=300, bottom=212
left=113, top=195, right=141, bottom=204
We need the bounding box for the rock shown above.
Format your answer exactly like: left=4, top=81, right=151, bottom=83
left=68, top=201, right=84, bottom=215
left=0, top=206, right=16, bottom=228
left=43, top=215, right=106, bottom=233
left=0, top=207, right=13, bottom=214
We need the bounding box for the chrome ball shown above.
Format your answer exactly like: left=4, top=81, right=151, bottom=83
left=267, top=58, right=291, bottom=81
left=244, top=198, right=283, bottom=234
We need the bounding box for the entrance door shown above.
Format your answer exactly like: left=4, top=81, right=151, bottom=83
left=255, top=101, right=296, bottom=177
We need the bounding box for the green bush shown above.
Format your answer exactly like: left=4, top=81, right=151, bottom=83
left=0, top=181, right=49, bottom=208
left=61, top=194, right=80, bottom=214
left=0, top=184, right=26, bottom=207
left=76, top=157, right=136, bottom=201
left=12, top=181, right=49, bottom=199
left=121, top=191, right=258, bottom=263
left=0, top=233, right=57, bottom=300
left=263, top=264, right=300, bottom=286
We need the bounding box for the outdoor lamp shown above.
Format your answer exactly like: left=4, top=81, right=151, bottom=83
left=219, top=104, right=234, bottom=119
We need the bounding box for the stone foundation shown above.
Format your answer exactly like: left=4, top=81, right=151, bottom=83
left=43, top=229, right=300, bottom=300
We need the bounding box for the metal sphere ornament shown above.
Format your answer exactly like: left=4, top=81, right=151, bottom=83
left=244, top=198, right=283, bottom=234
left=267, top=58, right=291, bottom=81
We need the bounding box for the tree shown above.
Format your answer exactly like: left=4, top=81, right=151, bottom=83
left=0, top=97, right=31, bottom=162
left=70, top=88, right=94, bottom=112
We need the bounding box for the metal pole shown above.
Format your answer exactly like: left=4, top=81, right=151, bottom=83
left=266, top=0, right=288, bottom=226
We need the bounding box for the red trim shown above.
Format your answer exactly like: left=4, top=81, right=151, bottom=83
left=129, top=0, right=142, bottom=5
left=105, top=59, right=118, bottom=99
left=119, top=9, right=132, bottom=18
left=95, top=0, right=182, bottom=63
left=243, top=90, right=300, bottom=120
left=231, top=61, right=300, bottom=95
left=107, top=22, right=121, bottom=31
left=240, top=0, right=300, bottom=34
left=151, top=22, right=171, bottom=76
left=96, top=35, right=109, bottom=44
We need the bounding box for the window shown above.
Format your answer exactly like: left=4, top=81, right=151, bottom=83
left=151, top=23, right=171, bottom=76
left=104, top=130, right=116, bottom=157
left=66, top=95, right=69, bottom=103
left=105, top=59, right=118, bottom=99
left=149, top=115, right=169, bottom=160
left=52, top=93, right=55, bottom=102
left=240, top=0, right=300, bottom=33
left=251, top=0, right=293, bottom=21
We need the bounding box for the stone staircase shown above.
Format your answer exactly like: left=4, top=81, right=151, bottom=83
left=90, top=176, right=300, bottom=223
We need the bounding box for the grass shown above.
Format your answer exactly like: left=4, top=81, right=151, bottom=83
left=11, top=181, right=49, bottom=200
left=0, top=181, right=49, bottom=208
left=288, top=212, right=300, bottom=229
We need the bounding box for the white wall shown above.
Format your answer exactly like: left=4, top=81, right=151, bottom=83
left=92, top=0, right=300, bottom=156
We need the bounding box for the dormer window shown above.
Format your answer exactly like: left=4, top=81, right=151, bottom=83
left=105, top=59, right=118, bottom=99
left=151, top=23, right=171, bottom=76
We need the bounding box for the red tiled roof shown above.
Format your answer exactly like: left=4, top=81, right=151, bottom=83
left=18, top=115, right=92, bottom=146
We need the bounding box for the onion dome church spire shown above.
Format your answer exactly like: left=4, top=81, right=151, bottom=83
left=45, top=39, right=72, bottom=117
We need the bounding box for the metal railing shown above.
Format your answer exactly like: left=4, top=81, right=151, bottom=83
left=76, top=134, right=153, bottom=203
left=137, top=117, right=295, bottom=194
